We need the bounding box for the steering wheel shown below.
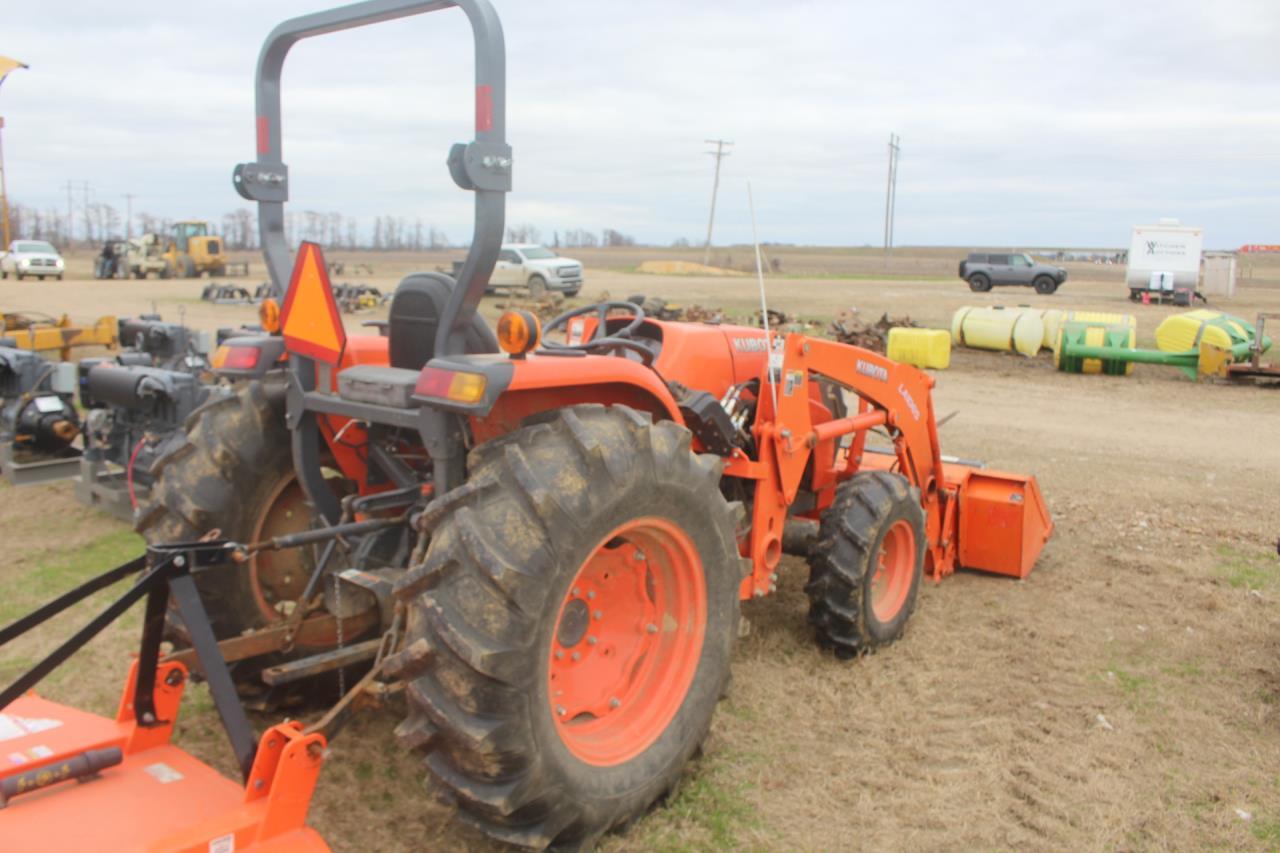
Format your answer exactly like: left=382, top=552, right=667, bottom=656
left=540, top=301, right=655, bottom=363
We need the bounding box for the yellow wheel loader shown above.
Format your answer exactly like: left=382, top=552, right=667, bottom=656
left=163, top=220, right=227, bottom=278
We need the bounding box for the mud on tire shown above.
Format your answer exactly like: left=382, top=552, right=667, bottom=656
left=390, top=404, right=745, bottom=848
left=805, top=470, right=925, bottom=660
left=136, top=380, right=365, bottom=699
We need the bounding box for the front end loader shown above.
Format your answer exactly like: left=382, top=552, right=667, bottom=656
left=2, top=0, right=1053, bottom=848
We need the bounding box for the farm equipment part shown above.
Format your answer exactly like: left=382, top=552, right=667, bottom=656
left=1227, top=313, right=1280, bottom=383
left=332, top=282, right=387, bottom=312
left=75, top=315, right=218, bottom=520
left=1, top=311, right=118, bottom=360
left=0, top=315, right=217, bottom=497
left=1053, top=310, right=1271, bottom=380
left=0, top=541, right=329, bottom=850
left=202, top=281, right=272, bottom=304
left=0, top=344, right=82, bottom=485
left=127, top=0, right=1055, bottom=846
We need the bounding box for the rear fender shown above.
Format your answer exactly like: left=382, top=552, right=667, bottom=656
left=470, top=354, right=683, bottom=443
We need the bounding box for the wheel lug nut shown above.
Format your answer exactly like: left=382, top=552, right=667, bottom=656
left=609, top=697, right=621, bottom=709
left=593, top=610, right=603, bottom=620
left=571, top=652, right=581, bottom=661
left=555, top=650, right=564, bottom=660
left=572, top=587, right=581, bottom=597
left=634, top=550, right=645, bottom=562
left=587, top=636, right=598, bottom=646
left=556, top=705, right=566, bottom=716
left=646, top=623, right=658, bottom=634
left=587, top=590, right=596, bottom=600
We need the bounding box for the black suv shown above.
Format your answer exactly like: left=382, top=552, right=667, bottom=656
left=958, top=252, right=1067, bottom=294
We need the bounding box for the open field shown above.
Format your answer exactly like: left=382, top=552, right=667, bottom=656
left=3, top=247, right=1279, bottom=850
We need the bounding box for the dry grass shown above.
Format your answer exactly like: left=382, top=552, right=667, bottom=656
left=2, top=247, right=1279, bottom=850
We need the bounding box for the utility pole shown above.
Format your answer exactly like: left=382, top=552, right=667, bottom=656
left=0, top=117, right=10, bottom=248
left=0, top=57, right=29, bottom=248
left=64, top=179, right=89, bottom=245
left=702, top=138, right=732, bottom=265
left=124, top=193, right=135, bottom=239
left=81, top=181, right=92, bottom=243
left=882, top=133, right=901, bottom=264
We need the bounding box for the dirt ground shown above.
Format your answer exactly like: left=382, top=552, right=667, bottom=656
left=2, top=247, right=1279, bottom=850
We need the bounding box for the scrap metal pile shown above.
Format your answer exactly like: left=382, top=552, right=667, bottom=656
left=827, top=308, right=920, bottom=353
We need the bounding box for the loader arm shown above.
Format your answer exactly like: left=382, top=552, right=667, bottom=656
left=726, top=333, right=948, bottom=594
left=727, top=331, right=1049, bottom=597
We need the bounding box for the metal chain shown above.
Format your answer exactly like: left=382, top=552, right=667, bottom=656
left=333, top=573, right=346, bottom=698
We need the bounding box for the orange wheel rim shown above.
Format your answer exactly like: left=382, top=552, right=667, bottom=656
left=548, top=517, right=706, bottom=767
left=870, top=519, right=915, bottom=622
left=249, top=473, right=312, bottom=625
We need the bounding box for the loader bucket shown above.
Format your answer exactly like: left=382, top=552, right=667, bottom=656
left=951, top=465, right=1053, bottom=579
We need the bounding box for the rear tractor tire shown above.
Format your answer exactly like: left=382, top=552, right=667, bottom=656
left=805, top=471, right=925, bottom=660
left=137, top=380, right=371, bottom=700
left=391, top=404, right=745, bottom=848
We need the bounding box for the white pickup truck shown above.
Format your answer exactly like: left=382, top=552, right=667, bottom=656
left=484, top=244, right=583, bottom=297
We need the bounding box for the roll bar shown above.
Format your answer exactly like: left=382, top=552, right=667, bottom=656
left=233, top=0, right=510, bottom=357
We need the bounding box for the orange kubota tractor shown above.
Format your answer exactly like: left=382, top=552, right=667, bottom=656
left=0, top=1, right=1051, bottom=849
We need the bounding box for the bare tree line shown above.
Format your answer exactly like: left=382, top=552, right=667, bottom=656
left=7, top=201, right=647, bottom=252
left=519, top=226, right=637, bottom=249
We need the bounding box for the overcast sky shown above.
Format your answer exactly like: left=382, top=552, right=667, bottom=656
left=3, top=0, right=1277, bottom=249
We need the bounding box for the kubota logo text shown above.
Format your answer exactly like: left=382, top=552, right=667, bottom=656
left=856, top=360, right=888, bottom=382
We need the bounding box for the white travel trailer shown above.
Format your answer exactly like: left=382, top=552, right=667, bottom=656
left=1125, top=219, right=1203, bottom=298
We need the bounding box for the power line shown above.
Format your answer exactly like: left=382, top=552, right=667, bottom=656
left=64, top=179, right=89, bottom=244
left=883, top=133, right=900, bottom=262
left=702, top=138, right=732, bottom=265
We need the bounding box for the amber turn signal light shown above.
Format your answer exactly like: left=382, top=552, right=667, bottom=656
left=497, top=310, right=541, bottom=357
left=259, top=297, right=281, bottom=333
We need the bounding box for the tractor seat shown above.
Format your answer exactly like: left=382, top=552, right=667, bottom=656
left=388, top=272, right=498, bottom=370
left=336, top=272, right=499, bottom=409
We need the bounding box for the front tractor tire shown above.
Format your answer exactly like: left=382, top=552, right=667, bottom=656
left=391, top=405, right=744, bottom=847
left=805, top=471, right=926, bottom=660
